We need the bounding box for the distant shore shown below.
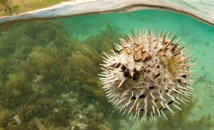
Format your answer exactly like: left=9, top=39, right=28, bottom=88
left=0, top=0, right=213, bottom=26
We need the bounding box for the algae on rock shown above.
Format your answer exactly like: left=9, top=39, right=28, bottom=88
left=0, top=20, right=119, bottom=129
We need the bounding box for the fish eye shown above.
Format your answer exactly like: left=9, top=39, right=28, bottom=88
left=124, top=71, right=129, bottom=77
left=121, top=65, right=126, bottom=71
left=133, top=73, right=139, bottom=81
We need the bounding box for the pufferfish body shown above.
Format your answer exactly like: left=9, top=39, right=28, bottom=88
left=99, top=29, right=195, bottom=121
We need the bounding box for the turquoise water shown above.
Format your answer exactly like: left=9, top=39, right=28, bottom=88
left=0, top=9, right=213, bottom=129
left=63, top=10, right=214, bottom=84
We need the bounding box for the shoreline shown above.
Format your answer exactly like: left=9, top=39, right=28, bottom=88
left=0, top=0, right=213, bottom=26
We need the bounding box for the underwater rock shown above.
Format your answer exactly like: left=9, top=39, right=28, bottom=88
left=31, top=74, right=52, bottom=95
left=99, top=29, right=195, bottom=120
left=12, top=115, right=22, bottom=127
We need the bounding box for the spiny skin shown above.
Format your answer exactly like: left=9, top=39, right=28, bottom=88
left=99, top=29, right=195, bottom=121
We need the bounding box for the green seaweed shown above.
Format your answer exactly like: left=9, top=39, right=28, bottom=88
left=48, top=107, right=73, bottom=126
left=0, top=20, right=117, bottom=129
left=84, top=24, right=122, bottom=54
left=27, top=45, right=59, bottom=81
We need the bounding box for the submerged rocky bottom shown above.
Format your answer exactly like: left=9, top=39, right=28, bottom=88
left=0, top=20, right=213, bottom=130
